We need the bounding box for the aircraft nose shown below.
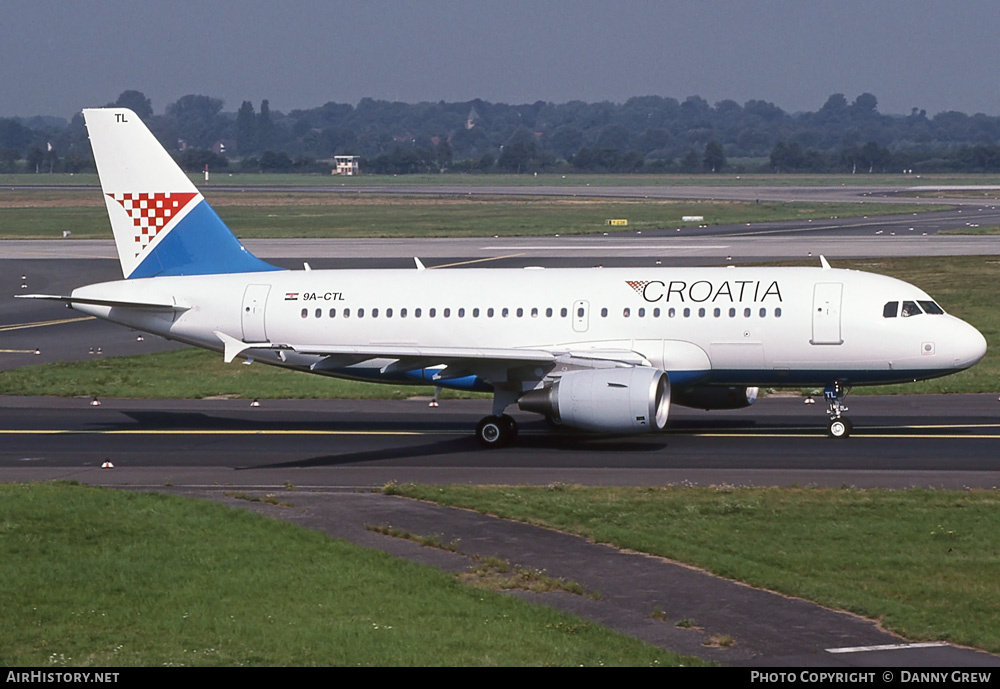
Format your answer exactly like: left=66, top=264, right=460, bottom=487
left=949, top=317, right=987, bottom=370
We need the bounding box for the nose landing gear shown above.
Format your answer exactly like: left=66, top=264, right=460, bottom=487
left=824, top=382, right=852, bottom=438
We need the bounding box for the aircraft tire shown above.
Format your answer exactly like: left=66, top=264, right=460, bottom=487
left=827, top=417, right=853, bottom=439
left=476, top=415, right=513, bottom=448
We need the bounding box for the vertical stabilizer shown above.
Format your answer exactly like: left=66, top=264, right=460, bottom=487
left=83, top=108, right=280, bottom=279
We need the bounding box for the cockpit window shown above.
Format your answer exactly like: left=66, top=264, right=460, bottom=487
left=900, top=301, right=922, bottom=317
left=883, top=301, right=898, bottom=318
left=919, top=300, right=945, bottom=315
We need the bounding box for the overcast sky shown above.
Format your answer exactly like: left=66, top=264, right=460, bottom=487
left=3, top=0, right=999, bottom=120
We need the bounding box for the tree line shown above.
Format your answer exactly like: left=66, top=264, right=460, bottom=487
left=4, top=89, right=1000, bottom=174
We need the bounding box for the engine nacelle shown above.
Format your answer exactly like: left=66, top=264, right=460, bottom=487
left=518, top=367, right=670, bottom=433
left=672, top=386, right=758, bottom=411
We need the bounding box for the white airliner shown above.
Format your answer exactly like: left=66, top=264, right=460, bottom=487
left=21, top=109, right=988, bottom=445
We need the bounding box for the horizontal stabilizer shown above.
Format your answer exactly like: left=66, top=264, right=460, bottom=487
left=16, top=294, right=189, bottom=311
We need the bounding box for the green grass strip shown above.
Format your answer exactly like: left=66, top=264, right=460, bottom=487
left=0, top=482, right=702, bottom=667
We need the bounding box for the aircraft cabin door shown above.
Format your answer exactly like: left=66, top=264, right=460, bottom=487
left=811, top=282, right=843, bottom=345
left=241, top=284, right=271, bottom=342
left=572, top=300, right=589, bottom=333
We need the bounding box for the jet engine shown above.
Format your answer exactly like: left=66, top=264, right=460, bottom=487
left=672, top=386, right=758, bottom=410
left=518, top=367, right=670, bottom=433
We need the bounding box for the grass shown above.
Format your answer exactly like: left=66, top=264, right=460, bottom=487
left=939, top=226, right=1000, bottom=235
left=386, top=483, right=1000, bottom=654
left=0, top=482, right=700, bottom=667
left=0, top=348, right=486, bottom=399
left=0, top=186, right=948, bottom=239
left=3, top=171, right=1000, bottom=188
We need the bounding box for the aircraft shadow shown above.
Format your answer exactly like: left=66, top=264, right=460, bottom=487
left=244, top=432, right=671, bottom=469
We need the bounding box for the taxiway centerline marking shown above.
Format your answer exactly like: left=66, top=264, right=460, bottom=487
left=0, top=316, right=95, bottom=332
left=429, top=253, right=526, bottom=269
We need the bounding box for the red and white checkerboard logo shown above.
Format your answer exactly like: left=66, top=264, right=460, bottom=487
left=108, top=192, right=198, bottom=256
left=625, top=280, right=649, bottom=295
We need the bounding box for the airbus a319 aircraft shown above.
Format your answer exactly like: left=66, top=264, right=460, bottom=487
left=21, top=109, right=988, bottom=446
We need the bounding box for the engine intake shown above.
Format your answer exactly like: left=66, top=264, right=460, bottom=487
left=518, top=367, right=670, bottom=433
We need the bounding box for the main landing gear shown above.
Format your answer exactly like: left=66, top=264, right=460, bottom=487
left=476, top=414, right=518, bottom=447
left=824, top=382, right=852, bottom=438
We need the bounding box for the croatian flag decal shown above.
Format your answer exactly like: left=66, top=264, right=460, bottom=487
left=108, top=191, right=198, bottom=256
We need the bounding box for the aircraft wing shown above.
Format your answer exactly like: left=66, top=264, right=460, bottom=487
left=213, top=331, right=648, bottom=383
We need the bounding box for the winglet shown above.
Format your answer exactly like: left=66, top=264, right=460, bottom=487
left=414, top=257, right=426, bottom=271
left=819, top=255, right=832, bottom=270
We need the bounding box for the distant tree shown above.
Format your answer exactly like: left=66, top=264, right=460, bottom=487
left=0, top=118, right=34, bottom=151
left=434, top=137, right=452, bottom=170
left=236, top=101, right=257, bottom=154
left=820, top=93, right=848, bottom=114
left=257, top=100, right=274, bottom=151
left=26, top=146, right=44, bottom=173
left=703, top=140, right=725, bottom=172
left=679, top=149, right=701, bottom=172
left=259, top=150, right=292, bottom=172
left=176, top=148, right=229, bottom=172
left=166, top=95, right=224, bottom=148
left=770, top=141, right=804, bottom=171
left=497, top=140, right=536, bottom=173
left=473, top=153, right=495, bottom=172
left=595, top=124, right=630, bottom=152
left=115, top=90, right=153, bottom=118
left=0, top=147, right=20, bottom=173
left=852, top=93, right=879, bottom=113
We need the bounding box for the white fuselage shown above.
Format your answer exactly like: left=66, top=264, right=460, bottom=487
left=69, top=265, right=987, bottom=392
